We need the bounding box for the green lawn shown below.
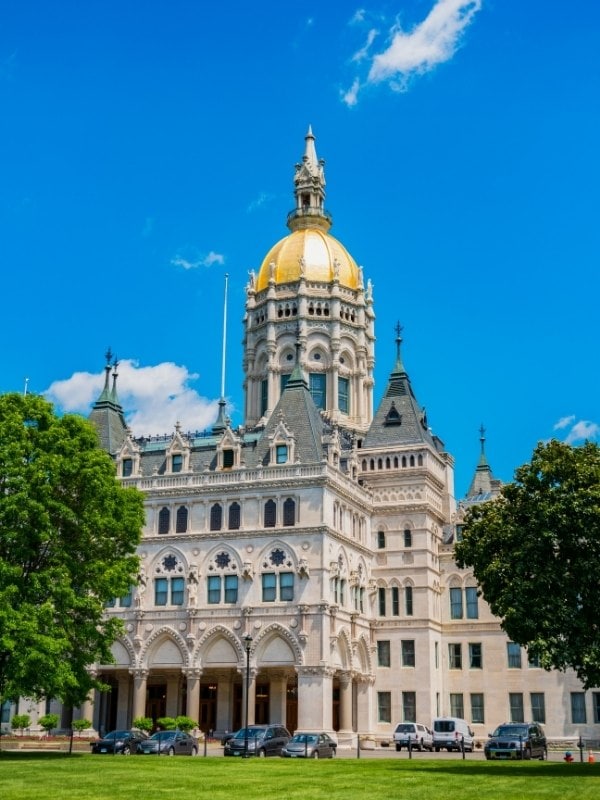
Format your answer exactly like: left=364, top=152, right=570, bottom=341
left=0, top=753, right=598, bottom=800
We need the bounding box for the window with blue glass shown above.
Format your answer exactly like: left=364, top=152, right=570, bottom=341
left=155, top=578, right=168, bottom=606
left=280, top=571, right=294, bottom=601
left=172, top=454, right=183, bottom=473
left=465, top=587, right=479, bottom=619
left=280, top=374, right=290, bottom=394
left=224, top=575, right=238, bottom=604
left=309, top=373, right=326, bottom=409
left=338, top=377, right=349, bottom=413
left=450, top=587, right=463, bottom=619
left=262, top=573, right=277, bottom=602
left=405, top=585, right=413, bottom=616
left=276, top=445, right=288, bottom=464
left=122, top=458, right=133, bottom=477
left=207, top=575, right=221, bottom=604
left=171, top=577, right=184, bottom=605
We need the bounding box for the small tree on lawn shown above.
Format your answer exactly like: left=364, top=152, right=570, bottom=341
left=133, top=716, right=153, bottom=734
left=38, top=713, right=59, bottom=736
left=175, top=715, right=198, bottom=733
left=72, top=718, right=92, bottom=736
left=156, top=716, right=176, bottom=731
left=11, top=714, right=31, bottom=735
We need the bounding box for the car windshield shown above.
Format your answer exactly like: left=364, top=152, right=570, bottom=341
left=492, top=726, right=528, bottom=738
left=233, top=728, right=264, bottom=740
left=395, top=724, right=414, bottom=733
left=150, top=731, right=176, bottom=740
left=290, top=734, right=318, bottom=744
left=105, top=731, right=129, bottom=740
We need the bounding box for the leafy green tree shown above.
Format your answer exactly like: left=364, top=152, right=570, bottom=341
left=38, top=713, right=59, bottom=735
left=72, top=718, right=92, bottom=735
left=175, top=715, right=198, bottom=733
left=456, top=439, right=600, bottom=688
left=0, top=393, right=145, bottom=707
left=156, top=716, right=176, bottom=730
left=11, top=713, right=31, bottom=735
left=132, top=716, right=153, bottom=733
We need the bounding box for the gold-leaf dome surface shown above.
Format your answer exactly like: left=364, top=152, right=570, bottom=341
left=256, top=229, right=359, bottom=292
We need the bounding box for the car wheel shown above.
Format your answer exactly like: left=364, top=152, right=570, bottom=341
left=258, top=749, right=266, bottom=758
left=434, top=747, right=440, bottom=753
left=396, top=744, right=401, bottom=752
left=191, top=747, right=198, bottom=757
left=168, top=747, right=175, bottom=757
left=539, top=748, right=546, bottom=761
left=122, top=745, right=131, bottom=756
left=312, top=750, right=319, bottom=759
left=331, top=747, right=336, bottom=758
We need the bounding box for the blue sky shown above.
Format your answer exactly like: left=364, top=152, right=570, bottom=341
left=1, top=1, right=598, bottom=496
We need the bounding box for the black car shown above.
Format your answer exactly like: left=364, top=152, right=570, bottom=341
left=224, top=725, right=291, bottom=757
left=484, top=723, right=547, bottom=760
left=90, top=729, right=148, bottom=755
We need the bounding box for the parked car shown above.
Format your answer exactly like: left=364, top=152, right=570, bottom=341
left=90, top=729, right=148, bottom=755
left=484, top=723, right=547, bottom=760
left=137, top=730, right=198, bottom=756
left=223, top=724, right=291, bottom=757
left=281, top=732, right=337, bottom=759
left=392, top=722, right=433, bottom=752
left=432, top=717, right=474, bottom=752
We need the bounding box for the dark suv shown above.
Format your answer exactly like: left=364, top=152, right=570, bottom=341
left=223, top=725, right=291, bottom=757
left=484, top=723, right=547, bottom=760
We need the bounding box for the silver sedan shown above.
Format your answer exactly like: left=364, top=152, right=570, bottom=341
left=281, top=732, right=337, bottom=759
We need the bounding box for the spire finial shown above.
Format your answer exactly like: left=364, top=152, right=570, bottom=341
left=478, top=424, right=488, bottom=466
left=395, top=321, right=403, bottom=360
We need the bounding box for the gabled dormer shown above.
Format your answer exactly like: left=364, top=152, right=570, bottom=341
left=165, top=422, right=191, bottom=474
left=216, top=426, right=242, bottom=470
left=267, top=411, right=296, bottom=466
left=116, top=429, right=141, bottom=478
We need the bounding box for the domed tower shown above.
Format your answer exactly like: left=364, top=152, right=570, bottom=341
left=243, top=127, right=375, bottom=431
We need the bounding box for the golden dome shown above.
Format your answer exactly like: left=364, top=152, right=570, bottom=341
left=256, top=228, right=359, bottom=292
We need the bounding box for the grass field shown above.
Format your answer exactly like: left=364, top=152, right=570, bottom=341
left=0, top=753, right=598, bottom=800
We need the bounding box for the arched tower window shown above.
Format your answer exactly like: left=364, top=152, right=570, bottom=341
left=283, top=498, right=296, bottom=527
left=158, top=507, right=170, bottom=535
left=264, top=499, right=276, bottom=528
left=210, top=503, right=223, bottom=531
left=228, top=502, right=241, bottom=530
left=175, top=506, right=188, bottom=533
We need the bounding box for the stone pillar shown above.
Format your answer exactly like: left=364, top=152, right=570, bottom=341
left=356, top=676, right=375, bottom=735
left=338, top=671, right=353, bottom=733
left=239, top=667, right=257, bottom=727
left=79, top=691, right=95, bottom=727
left=270, top=672, right=288, bottom=728
left=216, top=677, right=232, bottom=734
left=296, top=667, right=333, bottom=732
left=131, top=669, right=148, bottom=721
left=185, top=668, right=202, bottom=725
left=165, top=674, right=180, bottom=718
left=116, top=673, right=131, bottom=729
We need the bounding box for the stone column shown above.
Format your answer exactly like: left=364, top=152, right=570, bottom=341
left=270, top=672, right=288, bottom=728
left=296, top=666, right=333, bottom=732
left=79, top=691, right=95, bottom=727
left=131, top=669, right=148, bottom=721
left=338, top=671, right=353, bottom=733
left=239, top=667, right=257, bottom=726
left=185, top=668, right=202, bottom=724
left=116, top=673, right=131, bottom=729
left=165, top=674, right=180, bottom=718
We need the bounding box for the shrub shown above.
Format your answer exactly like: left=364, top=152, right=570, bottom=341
left=175, top=716, right=198, bottom=733
left=156, top=717, right=176, bottom=731
left=132, top=716, right=153, bottom=733
left=11, top=714, right=31, bottom=735
left=72, top=719, right=92, bottom=736
left=38, top=713, right=60, bottom=735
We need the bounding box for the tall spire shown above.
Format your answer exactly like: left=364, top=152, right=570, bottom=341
left=287, top=126, right=331, bottom=233
left=394, top=321, right=406, bottom=374
left=89, top=348, right=127, bottom=454
left=478, top=423, right=489, bottom=467
left=466, top=424, right=499, bottom=499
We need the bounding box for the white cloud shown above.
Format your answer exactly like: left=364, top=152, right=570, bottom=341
left=553, top=415, right=576, bottom=431
left=341, top=78, right=361, bottom=108
left=350, top=9, right=366, bottom=25
left=247, top=192, right=273, bottom=213
left=563, top=420, right=600, bottom=445
left=351, top=28, right=379, bottom=63
left=343, top=0, right=482, bottom=104
left=171, top=250, right=225, bottom=270
left=45, top=359, right=221, bottom=436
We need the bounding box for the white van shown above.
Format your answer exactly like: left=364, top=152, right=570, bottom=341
left=432, top=717, right=474, bottom=752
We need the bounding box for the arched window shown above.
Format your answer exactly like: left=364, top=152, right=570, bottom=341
left=264, top=499, right=276, bottom=528
left=175, top=506, right=188, bottom=533
left=393, top=457, right=399, bottom=468
left=158, top=507, right=170, bottom=535
left=417, top=454, right=423, bottom=466
left=404, top=529, right=412, bottom=548
left=377, top=458, right=383, bottom=470
left=385, top=457, right=391, bottom=469
left=377, top=530, right=386, bottom=549
left=210, top=503, right=222, bottom=531
left=370, top=459, right=375, bottom=471
left=402, top=456, right=407, bottom=467
left=361, top=459, right=367, bottom=471
left=410, top=455, right=415, bottom=467
left=283, top=498, right=296, bottom=527
left=228, top=502, right=241, bottom=530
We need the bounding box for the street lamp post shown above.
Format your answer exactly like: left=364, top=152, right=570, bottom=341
left=243, top=634, right=252, bottom=758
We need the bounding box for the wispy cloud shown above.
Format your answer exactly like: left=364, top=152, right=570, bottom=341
left=171, top=249, right=225, bottom=270
left=553, top=415, right=576, bottom=431
left=563, top=420, right=600, bottom=445
left=247, top=192, right=273, bottom=213
left=45, top=360, right=221, bottom=436
left=342, top=0, right=482, bottom=105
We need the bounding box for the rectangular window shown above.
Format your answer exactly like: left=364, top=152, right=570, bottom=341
left=593, top=693, right=600, bottom=724
left=405, top=586, right=413, bottom=616
left=260, top=379, right=268, bottom=416
left=207, top=575, right=221, bottom=604
left=309, top=373, right=327, bottom=410
left=262, top=573, right=277, bottom=602
left=279, top=572, right=294, bottom=601
left=276, top=444, right=288, bottom=464
left=223, top=449, right=234, bottom=469
left=280, top=373, right=290, bottom=394
left=119, top=588, right=132, bottom=608
left=224, top=575, right=238, bottom=604
left=391, top=586, right=399, bottom=616
left=155, top=578, right=168, bottom=606
left=528, top=651, right=541, bottom=668
left=471, top=693, right=485, bottom=724
left=530, top=693, right=546, bottom=724
left=404, top=529, right=412, bottom=548
left=378, top=692, right=392, bottom=723
left=448, top=643, right=462, bottom=669
left=339, top=578, right=345, bottom=607
left=571, top=692, right=587, bottom=724
left=338, top=377, right=349, bottom=414
left=469, top=643, right=482, bottom=669
left=507, top=642, right=522, bottom=668
left=450, top=587, right=463, bottom=619
left=455, top=524, right=463, bottom=542
left=435, top=641, right=439, bottom=669
left=377, top=530, right=386, bottom=549
left=401, top=640, right=415, bottom=667
left=377, top=641, right=391, bottom=668
left=122, top=458, right=133, bottom=477
left=171, top=577, right=184, bottom=606
left=378, top=587, right=386, bottom=616
left=465, top=587, right=479, bottom=619
left=172, top=454, right=183, bottom=473
left=402, top=691, right=416, bottom=722
left=509, top=693, right=524, bottom=723
left=450, top=693, right=464, bottom=719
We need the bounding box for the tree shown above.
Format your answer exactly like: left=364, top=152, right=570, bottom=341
left=72, top=718, right=92, bottom=736
left=174, top=715, right=198, bottom=733
left=456, top=439, right=600, bottom=688
left=38, top=713, right=59, bottom=735
left=132, top=716, right=153, bottom=733
left=11, top=713, right=31, bottom=735
left=0, top=393, right=145, bottom=707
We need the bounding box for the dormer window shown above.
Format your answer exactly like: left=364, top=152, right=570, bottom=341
left=172, top=454, right=183, bottom=473
left=223, top=449, right=234, bottom=469
left=122, top=458, right=133, bottom=477
left=276, top=445, right=288, bottom=464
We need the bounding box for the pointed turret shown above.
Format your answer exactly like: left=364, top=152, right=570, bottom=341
left=287, top=126, right=331, bottom=233
left=465, top=425, right=501, bottom=499
left=362, top=324, right=437, bottom=449
left=89, top=349, right=128, bottom=455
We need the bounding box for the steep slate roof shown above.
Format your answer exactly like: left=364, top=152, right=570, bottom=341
left=249, top=361, right=325, bottom=466
left=464, top=425, right=501, bottom=501
left=88, top=356, right=127, bottom=455
left=362, top=345, right=437, bottom=450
